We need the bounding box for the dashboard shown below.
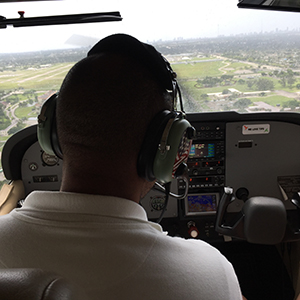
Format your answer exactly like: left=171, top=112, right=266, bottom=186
left=146, top=112, right=300, bottom=242
left=3, top=111, right=300, bottom=243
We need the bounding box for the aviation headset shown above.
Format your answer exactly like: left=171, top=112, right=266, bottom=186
left=37, top=34, right=195, bottom=184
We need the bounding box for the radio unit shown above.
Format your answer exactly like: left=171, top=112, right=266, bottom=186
left=178, top=175, right=225, bottom=189
left=180, top=122, right=226, bottom=192
left=187, top=140, right=225, bottom=176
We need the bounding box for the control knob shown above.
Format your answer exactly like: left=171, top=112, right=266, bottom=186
left=187, top=221, right=199, bottom=238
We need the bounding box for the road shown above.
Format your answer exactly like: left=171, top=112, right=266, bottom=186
left=275, top=89, right=300, bottom=98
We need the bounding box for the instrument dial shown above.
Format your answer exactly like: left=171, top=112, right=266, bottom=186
left=41, top=152, right=59, bottom=166
left=150, top=196, right=166, bottom=211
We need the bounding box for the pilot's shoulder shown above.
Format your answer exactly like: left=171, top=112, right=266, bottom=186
left=139, top=227, right=242, bottom=299
left=148, top=226, right=235, bottom=271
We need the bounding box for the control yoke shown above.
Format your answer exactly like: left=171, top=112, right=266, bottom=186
left=215, top=187, right=287, bottom=245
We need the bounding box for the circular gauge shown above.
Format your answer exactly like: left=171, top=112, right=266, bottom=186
left=41, top=152, right=59, bottom=166
left=150, top=196, right=166, bottom=211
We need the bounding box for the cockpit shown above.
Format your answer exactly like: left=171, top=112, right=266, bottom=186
left=1, top=0, right=300, bottom=299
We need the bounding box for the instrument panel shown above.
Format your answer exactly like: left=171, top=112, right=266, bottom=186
left=4, top=111, right=300, bottom=242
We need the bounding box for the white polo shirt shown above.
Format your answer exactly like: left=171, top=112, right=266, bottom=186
left=0, top=191, right=242, bottom=300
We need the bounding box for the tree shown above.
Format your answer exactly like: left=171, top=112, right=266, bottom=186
left=279, top=78, right=286, bottom=87
left=247, top=80, right=256, bottom=89
left=201, top=76, right=220, bottom=87
left=221, top=75, right=234, bottom=81
left=287, top=77, right=296, bottom=88
left=282, top=100, right=300, bottom=110
left=278, top=71, right=287, bottom=78
left=200, top=94, right=209, bottom=100
left=196, top=79, right=202, bottom=87
left=234, top=98, right=252, bottom=110
left=255, top=78, right=274, bottom=91
left=0, top=104, right=6, bottom=118
left=287, top=69, right=294, bottom=77
left=8, top=121, right=25, bottom=135
left=7, top=95, right=19, bottom=104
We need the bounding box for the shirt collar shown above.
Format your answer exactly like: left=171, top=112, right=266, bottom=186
left=22, top=191, right=150, bottom=223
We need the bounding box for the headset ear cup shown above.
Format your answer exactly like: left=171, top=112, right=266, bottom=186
left=153, top=118, right=192, bottom=183
left=138, top=110, right=194, bottom=183
left=137, top=110, right=176, bottom=181
left=37, top=94, right=62, bottom=158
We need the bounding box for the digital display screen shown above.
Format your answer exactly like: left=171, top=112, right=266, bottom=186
left=189, top=143, right=215, bottom=158
left=185, top=193, right=219, bottom=216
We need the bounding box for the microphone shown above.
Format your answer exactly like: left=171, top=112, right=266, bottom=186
left=154, top=163, right=189, bottom=223
left=154, top=162, right=189, bottom=199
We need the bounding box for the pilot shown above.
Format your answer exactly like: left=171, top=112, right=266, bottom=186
left=0, top=34, right=243, bottom=299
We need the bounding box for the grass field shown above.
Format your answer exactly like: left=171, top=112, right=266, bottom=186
left=250, top=95, right=291, bottom=106
left=172, top=60, right=225, bottom=79
left=15, top=106, right=37, bottom=119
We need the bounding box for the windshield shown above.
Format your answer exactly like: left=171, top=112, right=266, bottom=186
left=1, top=0, right=300, bottom=141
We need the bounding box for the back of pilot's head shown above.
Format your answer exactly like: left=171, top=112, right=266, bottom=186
left=56, top=34, right=173, bottom=161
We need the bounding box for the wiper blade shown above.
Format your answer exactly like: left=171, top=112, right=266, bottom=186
left=0, top=11, right=122, bottom=28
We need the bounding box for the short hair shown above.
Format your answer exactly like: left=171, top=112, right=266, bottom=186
left=56, top=52, right=172, bottom=161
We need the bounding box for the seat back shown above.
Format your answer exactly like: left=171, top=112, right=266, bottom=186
left=0, top=268, right=87, bottom=300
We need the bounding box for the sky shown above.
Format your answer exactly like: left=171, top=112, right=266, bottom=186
left=1, top=0, right=300, bottom=53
